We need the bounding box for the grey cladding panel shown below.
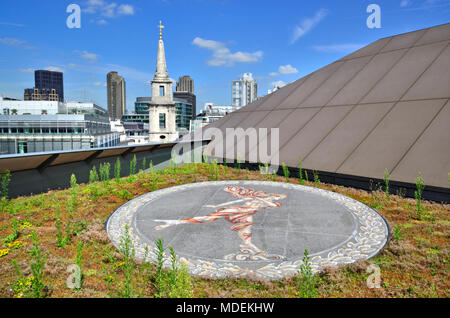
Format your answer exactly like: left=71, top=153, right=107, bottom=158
left=303, top=103, right=394, bottom=172
left=391, top=100, right=450, bottom=187
left=337, top=99, right=447, bottom=179
left=362, top=41, right=448, bottom=104
left=278, top=106, right=353, bottom=167
left=328, top=49, right=407, bottom=106
left=277, top=62, right=344, bottom=109
left=402, top=43, right=450, bottom=100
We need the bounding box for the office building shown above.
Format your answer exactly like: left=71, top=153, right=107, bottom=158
left=176, top=75, right=194, bottom=94
left=33, top=70, right=64, bottom=102
left=0, top=114, right=119, bottom=154
left=232, top=73, right=257, bottom=107
left=107, top=72, right=126, bottom=120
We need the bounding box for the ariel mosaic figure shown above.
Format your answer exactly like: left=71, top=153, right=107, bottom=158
left=154, top=186, right=287, bottom=261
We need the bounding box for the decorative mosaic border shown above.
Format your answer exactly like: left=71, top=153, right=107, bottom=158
left=106, top=181, right=389, bottom=280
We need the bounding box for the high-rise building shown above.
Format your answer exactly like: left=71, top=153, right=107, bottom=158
left=148, top=21, right=178, bottom=142
left=231, top=73, right=257, bottom=107
left=107, top=71, right=126, bottom=120
left=176, top=75, right=194, bottom=94
left=175, top=75, right=196, bottom=119
left=25, top=70, right=64, bottom=102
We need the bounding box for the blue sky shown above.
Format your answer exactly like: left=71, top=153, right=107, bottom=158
left=0, top=0, right=449, bottom=114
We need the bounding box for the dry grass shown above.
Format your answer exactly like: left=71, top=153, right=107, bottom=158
left=0, top=163, right=448, bottom=298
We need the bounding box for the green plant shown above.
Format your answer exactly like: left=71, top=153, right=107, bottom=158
left=3, top=218, right=19, bottom=243
left=212, top=159, right=219, bottom=180
left=142, top=158, right=147, bottom=172
left=313, top=170, right=320, bottom=185
left=118, top=225, right=135, bottom=298
left=393, top=225, right=402, bottom=241
left=304, top=170, right=309, bottom=182
left=154, top=238, right=166, bottom=298
left=149, top=160, right=154, bottom=173
left=384, top=169, right=390, bottom=200
left=29, top=231, right=47, bottom=298
left=99, top=162, right=111, bottom=183
left=75, top=241, right=84, bottom=290
left=282, top=163, right=290, bottom=182
left=70, top=174, right=77, bottom=189
left=114, top=158, right=121, bottom=182
left=415, top=173, right=425, bottom=220
left=152, top=238, right=193, bottom=298
left=0, top=170, right=11, bottom=200
left=298, top=157, right=304, bottom=185
left=296, top=249, right=318, bottom=298
left=130, top=155, right=137, bottom=176
left=89, top=166, right=99, bottom=183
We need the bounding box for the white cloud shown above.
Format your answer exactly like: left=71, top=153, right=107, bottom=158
left=45, top=66, right=64, bottom=73
left=96, top=19, right=108, bottom=25
left=93, top=82, right=102, bottom=87
left=117, top=4, right=135, bottom=15
left=269, top=72, right=278, bottom=77
left=278, top=64, right=298, bottom=74
left=0, top=37, right=35, bottom=50
left=77, top=50, right=99, bottom=62
left=192, top=37, right=263, bottom=67
left=312, top=43, right=366, bottom=53
left=19, top=68, right=34, bottom=73
left=291, top=9, right=328, bottom=44
left=271, top=81, right=287, bottom=89
left=400, top=0, right=411, bottom=7
left=83, top=0, right=135, bottom=19
left=0, top=22, right=25, bottom=27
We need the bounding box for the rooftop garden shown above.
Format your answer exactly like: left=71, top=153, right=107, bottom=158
left=0, top=161, right=448, bottom=298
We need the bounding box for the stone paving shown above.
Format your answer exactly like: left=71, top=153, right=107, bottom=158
left=106, top=181, right=389, bottom=280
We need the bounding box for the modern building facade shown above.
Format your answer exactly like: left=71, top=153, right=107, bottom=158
left=148, top=21, right=178, bottom=142
left=0, top=99, right=107, bottom=117
left=232, top=73, right=257, bottom=107
left=176, top=75, right=194, bottom=94
left=0, top=114, right=119, bottom=154
left=107, top=71, right=126, bottom=120
left=24, top=88, right=59, bottom=101
left=34, top=70, right=64, bottom=102
left=173, top=91, right=196, bottom=121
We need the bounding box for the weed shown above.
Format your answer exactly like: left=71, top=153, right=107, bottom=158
left=142, top=158, right=147, bottom=172
left=152, top=238, right=193, bottom=298
left=415, top=173, right=425, bottom=220
left=117, top=225, right=136, bottom=298
left=298, top=157, right=304, bottom=185
left=114, top=158, right=121, bottom=182
left=29, top=231, right=47, bottom=298
left=313, top=170, right=320, bottom=186
left=282, top=163, right=290, bottom=182
left=75, top=241, right=84, bottom=290
left=393, top=225, right=402, bottom=241
left=3, top=218, right=19, bottom=243
left=0, top=170, right=11, bottom=199
left=99, top=162, right=111, bottom=183
left=296, top=249, right=318, bottom=298
left=70, top=174, right=77, bottom=189
left=89, top=166, right=99, bottom=183
left=384, top=169, right=390, bottom=200
left=130, top=155, right=137, bottom=176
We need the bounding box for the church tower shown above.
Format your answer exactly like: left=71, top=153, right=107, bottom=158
left=148, top=21, right=178, bottom=142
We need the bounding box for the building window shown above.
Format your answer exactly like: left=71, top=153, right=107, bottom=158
left=159, top=86, right=165, bottom=96
left=159, top=113, right=166, bottom=129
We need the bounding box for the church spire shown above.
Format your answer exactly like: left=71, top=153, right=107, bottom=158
left=154, top=20, right=169, bottom=81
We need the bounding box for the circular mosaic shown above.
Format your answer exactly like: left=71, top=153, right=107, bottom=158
left=106, top=181, right=389, bottom=280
